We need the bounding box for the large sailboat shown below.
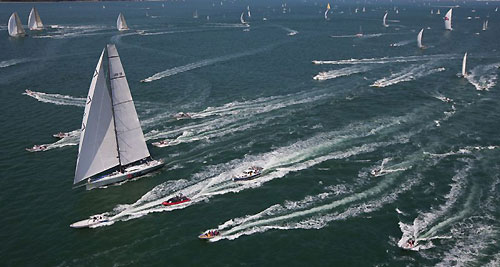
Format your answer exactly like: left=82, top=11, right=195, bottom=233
left=74, top=44, right=164, bottom=190
left=444, top=8, right=453, bottom=30
left=116, top=13, right=129, bottom=31
left=8, top=12, right=26, bottom=37
left=28, top=7, right=44, bottom=31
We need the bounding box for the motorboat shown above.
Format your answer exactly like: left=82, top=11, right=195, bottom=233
left=233, top=166, right=263, bottom=181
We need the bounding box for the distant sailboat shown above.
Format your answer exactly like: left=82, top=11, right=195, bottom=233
left=74, top=44, right=164, bottom=190
left=396, top=9, right=399, bottom=14
left=356, top=26, right=363, bottom=37
left=383, top=12, right=388, bottom=27
left=363, top=7, right=366, bottom=13
left=116, top=13, right=129, bottom=31
left=28, top=7, right=44, bottom=31
left=461, top=52, right=468, bottom=77
left=8, top=12, right=25, bottom=37
left=193, top=9, right=199, bottom=19
left=240, top=12, right=248, bottom=25
left=247, top=5, right=251, bottom=18
left=437, top=9, right=441, bottom=15
left=482, top=20, right=488, bottom=31
left=324, top=3, right=331, bottom=20
left=431, top=9, right=434, bottom=15
left=444, top=8, right=453, bottom=30
left=417, top=28, right=424, bottom=49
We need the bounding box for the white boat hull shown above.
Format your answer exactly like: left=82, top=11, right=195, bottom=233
left=86, top=159, right=164, bottom=190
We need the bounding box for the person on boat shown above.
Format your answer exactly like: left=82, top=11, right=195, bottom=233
left=407, top=239, right=415, bottom=248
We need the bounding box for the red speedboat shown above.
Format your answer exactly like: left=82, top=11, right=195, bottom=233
left=162, top=194, right=190, bottom=206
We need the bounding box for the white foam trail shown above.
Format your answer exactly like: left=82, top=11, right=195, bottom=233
left=313, top=65, right=374, bottom=81
left=33, top=130, right=81, bottom=151
left=330, top=33, right=383, bottom=39
left=465, top=63, right=500, bottom=91
left=211, top=155, right=419, bottom=241
left=398, top=164, right=474, bottom=250
left=0, top=58, right=31, bottom=68
left=424, top=145, right=500, bottom=159
left=312, top=54, right=457, bottom=65
left=141, top=43, right=281, bottom=82
left=33, top=25, right=113, bottom=39
left=390, top=39, right=413, bottom=47
left=23, top=90, right=85, bottom=107
left=90, top=115, right=410, bottom=226
left=371, top=63, right=445, bottom=87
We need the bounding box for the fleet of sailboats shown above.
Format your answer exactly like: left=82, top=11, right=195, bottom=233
left=28, top=7, right=44, bottom=31
left=8, top=12, right=25, bottom=37
left=74, top=44, right=164, bottom=190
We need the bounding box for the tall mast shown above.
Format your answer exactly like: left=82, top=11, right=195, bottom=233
left=107, top=50, right=123, bottom=172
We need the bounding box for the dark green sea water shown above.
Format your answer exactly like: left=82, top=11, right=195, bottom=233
left=1, top=1, right=500, bottom=266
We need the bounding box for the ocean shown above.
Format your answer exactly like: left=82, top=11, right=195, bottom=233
left=1, top=1, right=500, bottom=266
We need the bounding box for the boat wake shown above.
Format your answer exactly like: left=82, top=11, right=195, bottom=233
left=207, top=154, right=422, bottom=242
left=33, top=25, right=113, bottom=39
left=23, top=90, right=86, bottom=107
left=141, top=43, right=282, bottom=82
left=86, top=115, right=411, bottom=227
left=397, top=163, right=475, bottom=251
left=371, top=63, right=445, bottom=88
left=465, top=63, right=500, bottom=91
left=312, top=54, right=456, bottom=65
left=313, top=65, right=374, bottom=81
left=390, top=39, right=413, bottom=47
left=0, top=58, right=31, bottom=68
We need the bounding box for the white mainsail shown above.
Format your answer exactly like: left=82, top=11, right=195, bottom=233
left=437, top=9, right=441, bottom=15
left=74, top=50, right=119, bottom=184
left=117, top=13, right=129, bottom=31
left=462, top=52, right=467, bottom=77
left=383, top=12, right=388, bottom=27
left=417, top=28, right=424, bottom=49
left=8, top=12, right=26, bottom=37
left=193, top=9, right=198, bottom=19
left=106, top=44, right=150, bottom=166
left=444, top=8, right=452, bottom=30
left=247, top=5, right=251, bottom=18
left=431, top=9, right=434, bottom=15
left=28, top=7, right=44, bottom=31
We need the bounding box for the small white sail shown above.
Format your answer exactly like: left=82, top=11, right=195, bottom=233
left=482, top=21, right=486, bottom=31
left=28, top=7, right=44, bottom=31
left=437, top=9, right=441, bottom=15
left=240, top=12, right=247, bottom=24
left=107, top=44, right=151, bottom=166
left=74, top=50, right=119, bottom=184
left=462, top=52, right=467, bottom=77
left=444, top=8, right=452, bottom=30
left=117, top=13, right=129, bottom=31
left=362, top=7, right=366, bottom=13
left=383, top=12, right=388, bottom=27
left=396, top=9, right=399, bottom=14
left=324, top=3, right=331, bottom=20
left=417, top=28, right=424, bottom=49
left=247, top=5, right=251, bottom=18
left=8, top=12, right=26, bottom=37
left=431, top=9, right=434, bottom=15
left=193, top=10, right=198, bottom=19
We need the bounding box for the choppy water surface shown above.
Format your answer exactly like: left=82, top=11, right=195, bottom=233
left=1, top=1, right=500, bottom=266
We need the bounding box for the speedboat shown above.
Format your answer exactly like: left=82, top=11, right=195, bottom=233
left=198, top=229, right=220, bottom=240
left=26, top=145, right=47, bottom=152
left=174, top=112, right=191, bottom=120
left=53, top=132, right=70, bottom=139
left=24, top=89, right=35, bottom=96
left=70, top=214, right=109, bottom=228
left=400, top=238, right=419, bottom=251
left=162, top=194, right=190, bottom=206
left=152, top=140, right=171, bottom=148
left=233, top=166, right=263, bottom=181
left=288, top=31, right=297, bottom=36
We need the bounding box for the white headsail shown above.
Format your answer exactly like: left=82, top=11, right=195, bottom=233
left=74, top=50, right=119, bottom=184
left=462, top=52, right=467, bottom=77
left=240, top=12, right=247, bottom=25
left=247, top=5, right=251, bottom=18
left=324, top=3, right=331, bottom=20
left=383, top=12, right=388, bottom=27
left=117, top=13, right=129, bottom=31
left=417, top=28, right=424, bottom=49
left=28, top=7, right=44, bottom=31
left=444, top=8, right=452, bottom=30
left=8, top=12, right=26, bottom=37
left=106, top=44, right=150, bottom=166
